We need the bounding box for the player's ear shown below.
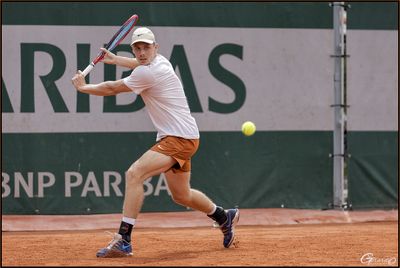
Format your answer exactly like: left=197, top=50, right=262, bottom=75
left=154, top=43, right=159, bottom=51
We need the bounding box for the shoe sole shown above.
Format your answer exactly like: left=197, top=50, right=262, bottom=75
left=97, top=249, right=133, bottom=258
left=225, top=209, right=240, bottom=248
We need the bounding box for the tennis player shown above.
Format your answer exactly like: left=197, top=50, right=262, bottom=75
left=71, top=27, right=239, bottom=258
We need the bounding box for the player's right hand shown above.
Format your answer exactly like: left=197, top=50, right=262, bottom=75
left=100, top=48, right=116, bottom=65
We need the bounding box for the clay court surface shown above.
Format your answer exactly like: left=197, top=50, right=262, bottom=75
left=2, top=209, right=398, bottom=266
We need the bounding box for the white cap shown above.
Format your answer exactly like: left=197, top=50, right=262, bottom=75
left=130, top=27, right=156, bottom=45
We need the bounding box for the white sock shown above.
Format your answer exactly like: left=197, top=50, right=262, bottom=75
left=122, top=216, right=136, bottom=226
left=207, top=204, right=217, bottom=215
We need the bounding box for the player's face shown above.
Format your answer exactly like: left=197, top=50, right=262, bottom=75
left=132, top=42, right=158, bottom=65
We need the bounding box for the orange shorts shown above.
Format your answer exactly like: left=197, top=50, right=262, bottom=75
left=150, top=136, right=200, bottom=173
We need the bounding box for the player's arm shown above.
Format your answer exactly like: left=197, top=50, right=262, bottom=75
left=100, top=48, right=140, bottom=69
left=71, top=71, right=131, bottom=96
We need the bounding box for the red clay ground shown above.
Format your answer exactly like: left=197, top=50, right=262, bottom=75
left=2, top=209, right=398, bottom=266
left=2, top=222, right=398, bottom=266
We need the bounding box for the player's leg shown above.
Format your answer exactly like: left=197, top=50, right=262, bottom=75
left=123, top=149, right=176, bottom=219
left=165, top=170, right=239, bottom=248
left=96, top=149, right=176, bottom=258
left=164, top=170, right=214, bottom=213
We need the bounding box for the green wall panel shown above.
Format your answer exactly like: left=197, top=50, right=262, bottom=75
left=347, top=131, right=398, bottom=209
left=2, top=2, right=397, bottom=29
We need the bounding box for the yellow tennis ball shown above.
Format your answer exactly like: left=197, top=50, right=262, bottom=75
left=242, top=121, right=256, bottom=136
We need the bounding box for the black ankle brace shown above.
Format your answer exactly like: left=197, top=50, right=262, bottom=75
left=118, top=221, right=133, bottom=242
left=207, top=206, right=228, bottom=226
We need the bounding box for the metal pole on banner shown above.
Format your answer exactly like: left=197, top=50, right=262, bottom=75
left=330, top=2, right=351, bottom=210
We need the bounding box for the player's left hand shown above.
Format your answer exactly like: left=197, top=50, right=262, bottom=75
left=71, top=71, right=86, bottom=91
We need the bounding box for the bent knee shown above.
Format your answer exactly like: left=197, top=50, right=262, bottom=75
left=171, top=194, right=191, bottom=206
left=126, top=164, right=144, bottom=185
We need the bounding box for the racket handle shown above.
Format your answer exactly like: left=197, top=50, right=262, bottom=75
left=82, top=63, right=95, bottom=77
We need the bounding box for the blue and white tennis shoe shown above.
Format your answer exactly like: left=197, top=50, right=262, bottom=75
left=218, top=208, right=240, bottom=248
left=96, top=233, right=133, bottom=258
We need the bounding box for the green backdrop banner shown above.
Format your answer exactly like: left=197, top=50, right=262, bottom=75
left=2, top=131, right=333, bottom=214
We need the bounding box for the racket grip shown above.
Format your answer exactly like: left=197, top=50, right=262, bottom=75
left=82, top=63, right=94, bottom=77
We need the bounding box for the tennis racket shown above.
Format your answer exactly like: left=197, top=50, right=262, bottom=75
left=81, top=14, right=139, bottom=77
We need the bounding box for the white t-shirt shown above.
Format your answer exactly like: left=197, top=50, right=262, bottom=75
left=123, top=54, right=200, bottom=141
